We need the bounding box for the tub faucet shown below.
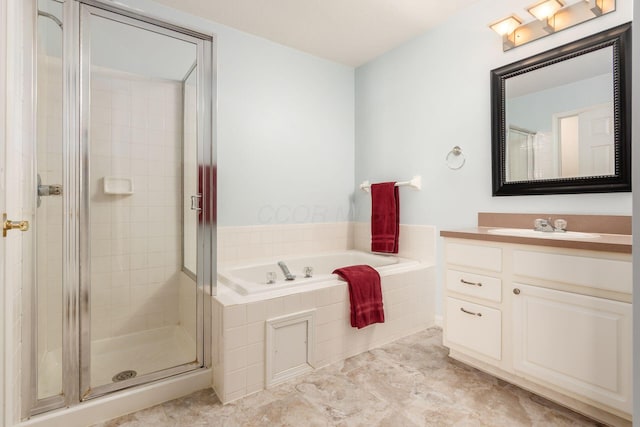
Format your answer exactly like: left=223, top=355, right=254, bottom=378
left=277, top=261, right=296, bottom=281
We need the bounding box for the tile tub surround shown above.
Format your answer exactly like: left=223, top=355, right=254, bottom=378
left=217, top=222, right=437, bottom=267
left=217, top=222, right=353, bottom=266
left=212, top=264, right=435, bottom=404
left=211, top=222, right=438, bottom=403
left=95, top=328, right=601, bottom=426
left=353, top=222, right=437, bottom=265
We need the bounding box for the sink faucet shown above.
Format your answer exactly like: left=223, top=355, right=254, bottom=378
left=277, top=261, right=296, bottom=281
left=534, top=219, right=555, bottom=232
left=534, top=218, right=567, bottom=232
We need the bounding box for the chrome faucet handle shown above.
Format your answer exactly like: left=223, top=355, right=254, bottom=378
left=554, top=219, right=567, bottom=232
left=534, top=218, right=554, bottom=232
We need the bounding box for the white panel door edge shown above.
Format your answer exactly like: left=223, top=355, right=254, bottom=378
left=0, top=0, right=7, bottom=423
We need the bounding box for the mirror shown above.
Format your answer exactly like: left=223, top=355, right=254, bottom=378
left=491, top=23, right=631, bottom=196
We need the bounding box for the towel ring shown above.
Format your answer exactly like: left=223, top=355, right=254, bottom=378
left=446, top=146, right=465, bottom=170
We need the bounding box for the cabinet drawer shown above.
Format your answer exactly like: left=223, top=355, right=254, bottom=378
left=445, top=297, right=501, bottom=360
left=513, top=250, right=631, bottom=294
left=446, top=269, right=501, bottom=302
left=446, top=243, right=502, bottom=272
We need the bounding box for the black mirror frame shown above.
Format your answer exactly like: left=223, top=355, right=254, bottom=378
left=491, top=23, right=632, bottom=196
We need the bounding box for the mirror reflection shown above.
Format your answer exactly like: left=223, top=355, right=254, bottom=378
left=505, top=47, right=614, bottom=182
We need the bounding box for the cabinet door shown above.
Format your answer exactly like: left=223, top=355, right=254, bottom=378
left=512, top=284, right=631, bottom=414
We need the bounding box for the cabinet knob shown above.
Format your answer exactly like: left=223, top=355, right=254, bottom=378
left=513, top=288, right=521, bottom=295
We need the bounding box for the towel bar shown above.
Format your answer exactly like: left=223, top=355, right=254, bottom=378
left=359, top=175, right=421, bottom=193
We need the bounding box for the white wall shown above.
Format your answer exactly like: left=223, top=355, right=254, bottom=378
left=108, top=0, right=355, bottom=228
left=355, top=0, right=632, bottom=227
left=354, top=0, right=633, bottom=315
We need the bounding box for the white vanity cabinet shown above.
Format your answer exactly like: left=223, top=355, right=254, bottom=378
left=442, top=238, right=632, bottom=425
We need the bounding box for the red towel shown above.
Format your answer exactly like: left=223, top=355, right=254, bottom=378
left=332, top=265, right=384, bottom=329
left=370, top=182, right=399, bottom=253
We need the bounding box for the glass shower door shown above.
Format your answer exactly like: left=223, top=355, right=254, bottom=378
left=79, top=4, right=205, bottom=397
left=25, top=0, right=214, bottom=416
left=35, top=0, right=64, bottom=407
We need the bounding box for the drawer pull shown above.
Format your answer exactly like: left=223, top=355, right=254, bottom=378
left=460, top=278, right=483, bottom=287
left=460, top=307, right=482, bottom=317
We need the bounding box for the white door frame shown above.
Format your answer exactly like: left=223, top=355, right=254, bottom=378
left=1, top=0, right=7, bottom=423
left=3, top=0, right=37, bottom=424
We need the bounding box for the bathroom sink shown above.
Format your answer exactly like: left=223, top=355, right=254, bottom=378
left=486, top=228, right=600, bottom=239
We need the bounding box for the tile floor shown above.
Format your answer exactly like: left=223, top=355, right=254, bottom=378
left=94, top=328, right=601, bottom=426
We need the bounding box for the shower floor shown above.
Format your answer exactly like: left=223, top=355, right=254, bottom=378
left=38, top=325, right=196, bottom=398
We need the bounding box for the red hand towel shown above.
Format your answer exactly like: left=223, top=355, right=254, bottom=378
left=370, top=182, right=399, bottom=253
left=332, top=265, right=384, bottom=329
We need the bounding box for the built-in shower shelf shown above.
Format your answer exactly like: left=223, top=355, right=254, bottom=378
left=103, top=177, right=134, bottom=195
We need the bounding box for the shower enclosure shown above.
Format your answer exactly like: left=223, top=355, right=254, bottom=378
left=26, top=0, right=215, bottom=417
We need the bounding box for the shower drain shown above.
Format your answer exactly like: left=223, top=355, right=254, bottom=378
left=112, top=370, right=137, bottom=382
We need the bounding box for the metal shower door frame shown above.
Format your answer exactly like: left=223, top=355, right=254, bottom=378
left=76, top=0, right=215, bottom=402
left=25, top=0, right=216, bottom=415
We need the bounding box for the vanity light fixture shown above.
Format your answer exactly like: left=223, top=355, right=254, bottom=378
left=489, top=15, right=522, bottom=36
left=589, top=0, right=606, bottom=16
left=490, top=0, right=615, bottom=51
left=527, top=0, right=563, bottom=21
left=527, top=0, right=563, bottom=33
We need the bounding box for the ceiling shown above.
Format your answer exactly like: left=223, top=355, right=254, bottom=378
left=151, top=0, right=480, bottom=67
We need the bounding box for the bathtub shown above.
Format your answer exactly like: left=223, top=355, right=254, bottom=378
left=218, top=250, right=420, bottom=295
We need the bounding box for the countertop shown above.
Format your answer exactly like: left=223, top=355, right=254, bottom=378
left=440, top=227, right=632, bottom=254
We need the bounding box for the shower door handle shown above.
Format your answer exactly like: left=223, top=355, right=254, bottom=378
left=190, top=194, right=202, bottom=212
left=37, top=174, right=62, bottom=207
left=38, top=183, right=62, bottom=196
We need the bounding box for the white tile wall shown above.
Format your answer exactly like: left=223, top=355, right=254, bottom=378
left=219, top=221, right=436, bottom=270
left=89, top=67, right=185, bottom=340
left=353, top=222, right=437, bottom=264
left=217, top=222, right=353, bottom=266
left=178, top=272, right=198, bottom=344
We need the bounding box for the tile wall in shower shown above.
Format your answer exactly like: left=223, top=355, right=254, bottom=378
left=88, top=67, right=184, bottom=340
